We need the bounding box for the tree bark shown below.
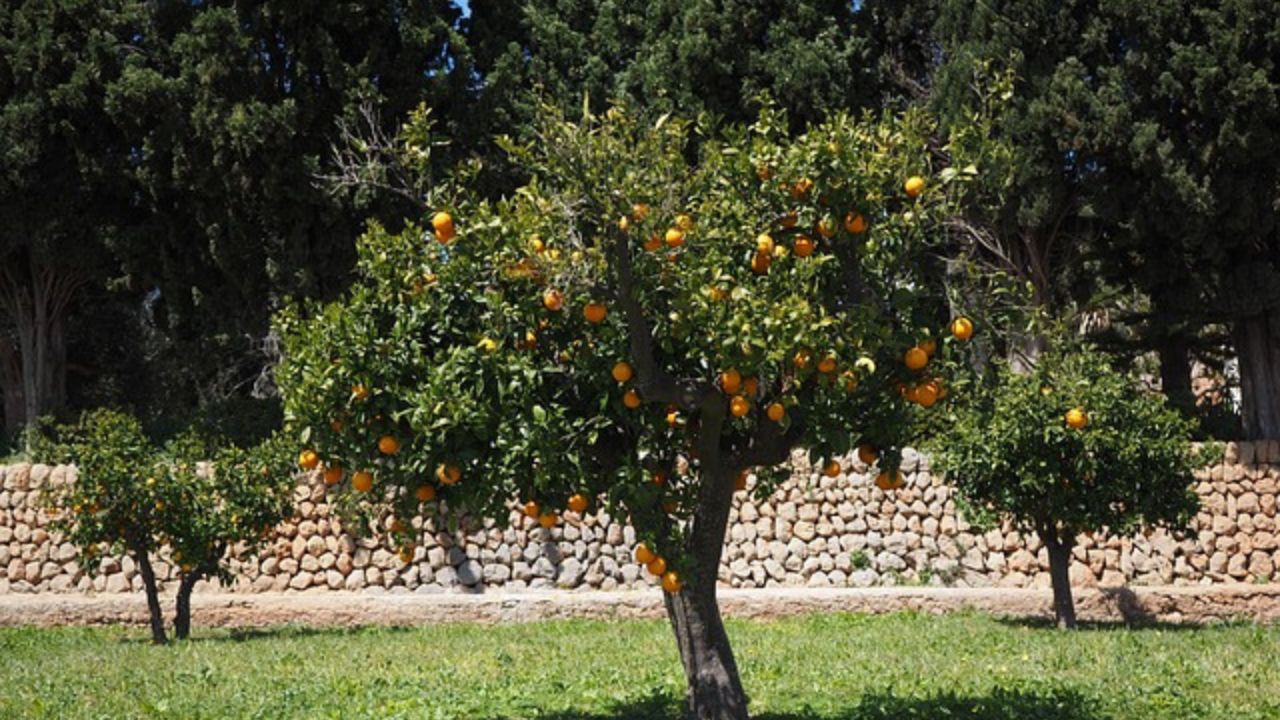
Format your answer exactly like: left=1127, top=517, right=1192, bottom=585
left=173, top=571, right=200, bottom=641
left=0, top=260, right=78, bottom=439
left=1235, top=310, right=1280, bottom=440
left=1156, top=333, right=1195, bottom=416
left=0, top=339, right=24, bottom=437
left=1043, top=532, right=1077, bottom=630
left=666, top=459, right=750, bottom=720
left=130, top=541, right=168, bottom=644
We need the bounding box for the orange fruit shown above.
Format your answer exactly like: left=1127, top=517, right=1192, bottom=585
left=662, top=571, right=683, bottom=593
left=529, top=236, right=546, bottom=253
left=904, top=346, right=929, bottom=371
left=779, top=210, right=799, bottom=228
left=751, top=251, right=772, bottom=274
left=920, top=338, right=937, bottom=357
left=735, top=470, right=749, bottom=491
left=415, top=484, right=436, bottom=502
left=398, top=546, right=415, bottom=564
left=631, top=203, right=650, bottom=221
left=612, top=361, right=634, bottom=383
left=721, top=368, right=743, bottom=395
left=817, top=355, right=837, bottom=374
left=538, top=511, right=558, bottom=529
left=915, top=382, right=939, bottom=408
left=876, top=470, right=906, bottom=490
left=822, top=460, right=841, bottom=478
left=352, top=384, right=370, bottom=401
left=815, top=218, right=836, bottom=238
left=857, top=443, right=878, bottom=465
left=756, top=233, right=775, bottom=254
left=666, top=407, right=680, bottom=427
left=583, top=302, right=608, bottom=324
left=793, top=235, right=815, bottom=258
left=568, top=494, right=589, bottom=514
left=523, top=500, right=541, bottom=518
left=1066, top=407, right=1088, bottom=429
left=646, top=556, right=668, bottom=576
left=675, top=214, right=694, bottom=231
left=298, top=450, right=320, bottom=471
left=766, top=402, right=785, bottom=422
left=352, top=471, right=374, bottom=493
left=635, top=543, right=656, bottom=564
left=543, top=288, right=565, bottom=311
left=431, top=211, right=455, bottom=242
left=618, top=216, right=631, bottom=232
left=790, top=177, right=814, bottom=199
left=743, top=377, right=759, bottom=396
left=378, top=435, right=400, bottom=455
left=729, top=395, right=751, bottom=418
left=389, top=518, right=406, bottom=534
left=436, top=464, right=461, bottom=485
left=951, top=317, right=974, bottom=341
left=665, top=228, right=686, bottom=247
left=844, top=212, right=868, bottom=234
left=793, top=349, right=811, bottom=370
left=904, top=176, right=925, bottom=198
left=841, top=371, right=859, bottom=392
left=323, top=465, right=344, bottom=486
left=623, top=389, right=642, bottom=408
left=644, top=234, right=663, bottom=252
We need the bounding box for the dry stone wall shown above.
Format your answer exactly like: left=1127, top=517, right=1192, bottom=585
left=2, top=442, right=1278, bottom=595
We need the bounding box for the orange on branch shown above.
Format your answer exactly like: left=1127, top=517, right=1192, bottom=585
left=612, top=361, right=634, bottom=383
left=735, top=470, right=749, bottom=491
left=635, top=543, right=656, bottom=565
left=568, top=494, right=589, bottom=514
left=951, top=317, right=974, bottom=341
left=817, top=354, right=837, bottom=374
left=904, top=176, right=926, bottom=198
left=583, top=302, right=608, bottom=324
left=793, top=235, right=815, bottom=258
left=857, top=444, right=878, bottom=466
left=378, top=435, right=400, bottom=455
left=743, top=377, right=759, bottom=397
left=675, top=213, right=694, bottom=231
left=437, top=464, right=461, bottom=485
left=844, top=212, right=868, bottom=234
left=779, top=210, right=798, bottom=228
left=538, top=511, right=559, bottom=529
left=644, top=234, right=663, bottom=252
left=751, top=251, right=772, bottom=274
left=793, top=349, right=811, bottom=370
left=352, top=471, right=374, bottom=493
left=323, top=465, right=344, bottom=486
left=431, top=211, right=455, bottom=242
left=662, top=571, right=683, bottom=593
left=1066, top=407, right=1088, bottom=429
left=904, top=346, right=929, bottom=371
left=815, top=218, right=836, bottom=238
left=720, top=368, right=743, bottom=395
left=729, top=395, right=751, bottom=417
left=766, top=402, right=785, bottom=422
left=647, top=556, right=668, bottom=576
left=665, top=228, right=686, bottom=247
left=631, top=203, right=650, bottom=221
left=543, top=288, right=565, bottom=312
left=298, top=450, right=320, bottom=471
left=523, top=500, right=541, bottom=518
left=623, top=389, right=642, bottom=408
left=756, top=233, right=775, bottom=254
left=415, top=484, right=436, bottom=502
left=822, top=460, right=842, bottom=478
left=790, top=177, right=814, bottom=199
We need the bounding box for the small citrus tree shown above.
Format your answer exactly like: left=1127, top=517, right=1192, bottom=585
left=937, top=346, right=1203, bottom=629
left=41, top=410, right=294, bottom=643
left=276, top=105, right=970, bottom=719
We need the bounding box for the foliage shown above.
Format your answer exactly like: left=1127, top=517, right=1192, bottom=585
left=937, top=345, right=1203, bottom=540
left=276, top=103, right=973, bottom=576
left=2, top=613, right=1279, bottom=719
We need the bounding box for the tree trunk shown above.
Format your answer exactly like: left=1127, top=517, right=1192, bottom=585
left=0, top=260, right=77, bottom=440
left=1235, top=310, right=1280, bottom=439
left=173, top=571, right=200, bottom=641
left=1043, top=533, right=1077, bottom=630
left=666, top=457, right=749, bottom=720
left=1157, top=333, right=1195, bottom=416
left=0, top=339, right=24, bottom=437
left=130, top=541, right=168, bottom=644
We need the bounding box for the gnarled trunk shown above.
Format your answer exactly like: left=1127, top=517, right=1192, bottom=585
left=173, top=571, right=199, bottom=641
left=0, top=260, right=78, bottom=441
left=1157, top=333, right=1194, bottom=416
left=667, top=456, right=749, bottom=720
left=1043, top=532, right=1077, bottom=630
left=1235, top=311, right=1280, bottom=440
left=129, top=540, right=168, bottom=644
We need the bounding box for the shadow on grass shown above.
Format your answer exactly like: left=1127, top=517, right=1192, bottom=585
left=995, top=587, right=1255, bottom=631
left=482, top=686, right=1107, bottom=720
left=119, top=623, right=421, bottom=644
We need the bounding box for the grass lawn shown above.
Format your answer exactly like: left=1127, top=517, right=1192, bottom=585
left=0, top=611, right=1276, bottom=719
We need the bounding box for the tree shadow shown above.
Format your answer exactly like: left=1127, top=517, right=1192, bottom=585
left=480, top=686, right=1109, bottom=720
left=994, top=586, right=1256, bottom=631
left=118, top=623, right=420, bottom=644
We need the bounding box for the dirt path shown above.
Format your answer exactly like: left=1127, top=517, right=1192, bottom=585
left=2, top=584, right=1278, bottom=629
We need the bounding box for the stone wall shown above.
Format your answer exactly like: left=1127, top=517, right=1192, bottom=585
left=2, top=442, right=1278, bottom=595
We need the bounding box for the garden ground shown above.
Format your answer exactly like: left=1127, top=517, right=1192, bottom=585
left=0, top=592, right=1278, bottom=719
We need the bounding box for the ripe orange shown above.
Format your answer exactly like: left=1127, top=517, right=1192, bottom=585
left=352, top=471, right=374, bottom=493
left=817, top=354, right=837, bottom=374
left=919, top=338, right=937, bottom=357
left=415, top=484, right=436, bottom=502
left=730, top=395, right=751, bottom=417
left=751, top=251, right=772, bottom=274
left=631, top=203, right=650, bottom=221
left=378, top=435, right=400, bottom=455
left=646, top=556, right=668, bottom=576
left=1066, top=407, right=1088, bottom=429
left=779, top=210, right=799, bottom=228
left=568, top=494, right=589, bottom=513
left=735, top=470, right=749, bottom=491
left=793, top=349, right=811, bottom=369
left=793, top=235, right=815, bottom=258
left=844, top=212, right=868, bottom=234
left=822, top=460, right=841, bottom=478
left=529, top=236, right=546, bottom=253
left=543, top=288, right=565, bottom=311
left=951, top=316, right=974, bottom=341
left=790, top=177, right=814, bottom=199
left=665, top=228, right=686, bottom=247
left=478, top=337, right=498, bottom=353
left=436, top=464, right=461, bottom=485
left=431, top=211, right=455, bottom=242
left=876, top=470, right=905, bottom=490
left=398, top=546, right=415, bottom=564
left=915, top=382, right=939, bottom=408
left=766, top=402, right=785, bottom=422
left=904, top=176, right=925, bottom=198
left=666, top=407, right=680, bottom=427
left=904, top=346, right=929, bottom=371
left=857, top=443, right=878, bottom=465
left=815, top=218, right=836, bottom=238
left=523, top=500, right=541, bottom=518
left=841, top=371, right=859, bottom=392
left=612, top=361, right=634, bottom=383
left=662, top=570, right=683, bottom=593
left=743, top=377, right=759, bottom=396
left=721, top=368, right=743, bottom=395
left=644, top=234, right=663, bottom=252
left=635, top=543, right=656, bottom=564
left=756, top=233, right=776, bottom=255
left=676, top=214, right=694, bottom=231
left=353, top=383, right=370, bottom=401
left=623, top=389, right=642, bottom=408
left=584, top=302, right=608, bottom=324
left=323, top=465, right=344, bottom=486
left=298, top=449, right=320, bottom=471
left=538, top=511, right=558, bottom=529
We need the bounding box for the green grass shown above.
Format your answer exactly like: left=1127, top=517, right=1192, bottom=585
left=0, top=611, right=1276, bottom=719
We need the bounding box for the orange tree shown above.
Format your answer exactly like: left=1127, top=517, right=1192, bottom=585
left=936, top=345, right=1205, bottom=629
left=275, top=104, right=971, bottom=719
left=39, top=410, right=294, bottom=643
